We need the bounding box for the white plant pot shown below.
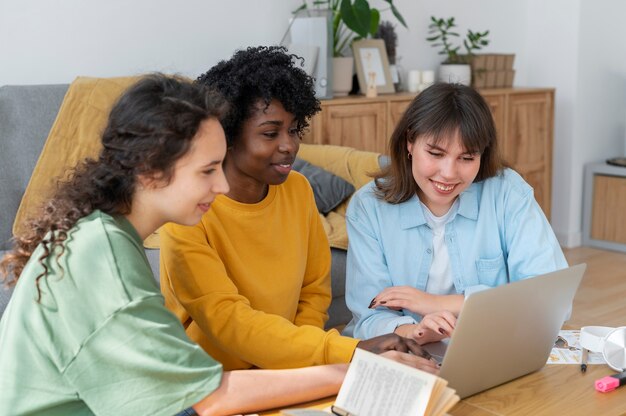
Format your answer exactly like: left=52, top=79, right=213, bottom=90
left=332, top=57, right=354, bottom=97
left=438, top=64, right=471, bottom=86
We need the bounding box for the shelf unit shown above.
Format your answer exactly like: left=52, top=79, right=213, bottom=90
left=303, top=88, right=555, bottom=218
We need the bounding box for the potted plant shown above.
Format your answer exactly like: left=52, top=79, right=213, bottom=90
left=426, top=16, right=489, bottom=85
left=296, top=0, right=406, bottom=96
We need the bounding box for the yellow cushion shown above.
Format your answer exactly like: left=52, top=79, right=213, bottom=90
left=298, top=143, right=381, bottom=189
left=13, top=76, right=138, bottom=237
left=298, top=143, right=381, bottom=250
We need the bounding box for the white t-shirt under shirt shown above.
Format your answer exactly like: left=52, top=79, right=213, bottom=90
left=422, top=200, right=459, bottom=296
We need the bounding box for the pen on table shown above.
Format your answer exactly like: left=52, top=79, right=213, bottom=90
left=581, top=347, right=588, bottom=373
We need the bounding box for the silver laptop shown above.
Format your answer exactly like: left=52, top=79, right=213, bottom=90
left=423, top=263, right=586, bottom=398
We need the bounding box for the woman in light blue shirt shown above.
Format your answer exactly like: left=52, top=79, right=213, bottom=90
left=343, top=83, right=567, bottom=343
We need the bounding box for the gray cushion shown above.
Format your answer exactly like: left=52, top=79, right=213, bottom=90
left=144, top=248, right=160, bottom=286
left=325, top=247, right=350, bottom=329
left=0, top=84, right=69, bottom=250
left=0, top=250, right=14, bottom=317
left=0, top=283, right=14, bottom=318
left=293, top=158, right=355, bottom=214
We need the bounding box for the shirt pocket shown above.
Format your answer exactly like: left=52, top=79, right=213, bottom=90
left=475, top=252, right=507, bottom=286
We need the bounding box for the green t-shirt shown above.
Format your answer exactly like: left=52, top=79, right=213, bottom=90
left=0, top=211, right=222, bottom=416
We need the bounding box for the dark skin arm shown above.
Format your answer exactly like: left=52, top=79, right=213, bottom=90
left=356, top=333, right=436, bottom=361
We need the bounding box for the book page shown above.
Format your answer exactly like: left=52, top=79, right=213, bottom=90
left=334, top=349, right=438, bottom=416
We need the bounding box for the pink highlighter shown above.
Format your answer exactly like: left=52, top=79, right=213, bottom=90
left=595, top=370, right=626, bottom=393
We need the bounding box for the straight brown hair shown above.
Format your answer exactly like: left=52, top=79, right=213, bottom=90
left=374, top=82, right=506, bottom=203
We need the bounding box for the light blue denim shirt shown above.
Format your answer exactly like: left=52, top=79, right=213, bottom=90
left=343, top=168, right=568, bottom=339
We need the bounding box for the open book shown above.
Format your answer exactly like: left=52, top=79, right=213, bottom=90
left=282, top=348, right=459, bottom=416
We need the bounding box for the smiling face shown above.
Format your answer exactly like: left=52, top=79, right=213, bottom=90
left=408, top=130, right=481, bottom=216
left=150, top=117, right=229, bottom=227
left=224, top=99, right=300, bottom=203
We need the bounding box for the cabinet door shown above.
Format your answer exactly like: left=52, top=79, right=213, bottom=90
left=388, top=99, right=413, bottom=138
left=481, top=93, right=506, bottom=153
left=505, top=92, right=553, bottom=217
left=321, top=102, right=387, bottom=153
left=591, top=175, right=626, bottom=244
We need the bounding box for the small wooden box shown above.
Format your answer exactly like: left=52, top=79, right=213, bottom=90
left=471, top=54, right=515, bottom=89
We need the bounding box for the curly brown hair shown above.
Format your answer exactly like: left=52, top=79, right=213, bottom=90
left=0, top=74, right=227, bottom=300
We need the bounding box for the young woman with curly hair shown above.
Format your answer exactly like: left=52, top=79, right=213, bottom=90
left=0, top=74, right=436, bottom=416
left=159, top=46, right=436, bottom=371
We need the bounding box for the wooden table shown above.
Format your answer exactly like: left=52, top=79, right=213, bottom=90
left=449, top=364, right=626, bottom=415
left=450, top=247, right=626, bottom=416
left=261, top=247, right=626, bottom=415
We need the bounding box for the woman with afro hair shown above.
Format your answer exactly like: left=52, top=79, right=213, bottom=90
left=159, top=46, right=436, bottom=371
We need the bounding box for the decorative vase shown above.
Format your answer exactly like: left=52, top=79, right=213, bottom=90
left=437, top=64, right=471, bottom=86
left=332, top=57, right=354, bottom=97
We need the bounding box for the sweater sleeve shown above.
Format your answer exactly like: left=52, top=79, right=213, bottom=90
left=160, top=222, right=358, bottom=369
left=293, top=188, right=333, bottom=329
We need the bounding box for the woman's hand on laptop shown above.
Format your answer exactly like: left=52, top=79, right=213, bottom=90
left=370, top=286, right=464, bottom=316
left=395, top=311, right=457, bottom=344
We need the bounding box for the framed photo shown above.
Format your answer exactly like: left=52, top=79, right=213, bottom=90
left=352, top=39, right=395, bottom=95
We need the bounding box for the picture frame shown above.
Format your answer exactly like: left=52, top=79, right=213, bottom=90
left=352, top=39, right=395, bottom=95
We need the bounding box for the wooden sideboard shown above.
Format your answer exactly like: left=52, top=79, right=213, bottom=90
left=303, top=93, right=415, bottom=155
left=303, top=88, right=555, bottom=218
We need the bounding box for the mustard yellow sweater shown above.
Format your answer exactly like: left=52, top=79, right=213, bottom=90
left=160, top=172, right=359, bottom=370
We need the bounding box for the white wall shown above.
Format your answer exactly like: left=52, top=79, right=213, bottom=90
left=394, top=0, right=626, bottom=248
left=523, top=0, right=582, bottom=246
left=568, top=0, right=626, bottom=246
left=3, top=0, right=626, bottom=248
left=0, top=0, right=302, bottom=85
left=392, top=0, right=529, bottom=85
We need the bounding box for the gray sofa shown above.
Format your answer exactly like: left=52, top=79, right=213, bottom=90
left=0, top=83, right=354, bottom=329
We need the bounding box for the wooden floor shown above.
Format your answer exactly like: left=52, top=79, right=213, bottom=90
left=562, top=246, right=626, bottom=329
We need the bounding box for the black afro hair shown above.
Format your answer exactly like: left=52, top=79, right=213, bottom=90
left=196, top=45, right=321, bottom=146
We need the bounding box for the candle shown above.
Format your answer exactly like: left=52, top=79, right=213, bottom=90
left=421, top=70, right=435, bottom=84
left=408, top=70, right=422, bottom=93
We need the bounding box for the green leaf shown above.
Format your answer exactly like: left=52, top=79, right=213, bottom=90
left=383, top=0, right=407, bottom=28
left=369, top=9, right=380, bottom=35
left=292, top=3, right=307, bottom=14
left=341, top=0, right=370, bottom=38
left=353, top=0, right=372, bottom=35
